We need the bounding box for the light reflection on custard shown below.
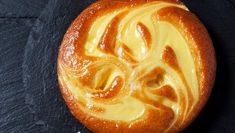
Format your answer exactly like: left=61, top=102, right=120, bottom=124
left=57, top=0, right=215, bottom=132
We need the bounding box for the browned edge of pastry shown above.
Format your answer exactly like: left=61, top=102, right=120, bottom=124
left=57, top=0, right=216, bottom=132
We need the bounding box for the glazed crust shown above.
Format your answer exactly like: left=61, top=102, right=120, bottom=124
left=57, top=0, right=216, bottom=132
left=156, top=6, right=216, bottom=131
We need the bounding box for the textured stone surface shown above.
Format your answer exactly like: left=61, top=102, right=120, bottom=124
left=22, top=0, right=94, bottom=132
left=0, top=0, right=48, bottom=133
left=0, top=19, right=37, bottom=133
left=0, top=0, right=48, bottom=17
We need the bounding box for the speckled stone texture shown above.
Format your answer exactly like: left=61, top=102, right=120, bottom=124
left=23, top=0, right=94, bottom=132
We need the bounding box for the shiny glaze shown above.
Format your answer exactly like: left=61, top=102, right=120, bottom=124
left=58, top=0, right=216, bottom=132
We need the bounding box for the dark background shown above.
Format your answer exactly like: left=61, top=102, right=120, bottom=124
left=0, top=0, right=235, bottom=133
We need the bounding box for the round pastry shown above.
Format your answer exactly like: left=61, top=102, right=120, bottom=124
left=57, top=0, right=216, bottom=132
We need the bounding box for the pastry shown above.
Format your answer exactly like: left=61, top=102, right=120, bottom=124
left=57, top=0, right=216, bottom=132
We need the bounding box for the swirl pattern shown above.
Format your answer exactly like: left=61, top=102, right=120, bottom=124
left=58, top=0, right=216, bottom=132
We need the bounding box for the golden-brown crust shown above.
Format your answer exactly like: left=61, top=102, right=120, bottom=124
left=155, top=6, right=216, bottom=131
left=58, top=77, right=174, bottom=133
left=57, top=0, right=216, bottom=132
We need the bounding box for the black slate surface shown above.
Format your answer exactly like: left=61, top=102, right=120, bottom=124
left=0, top=0, right=48, bottom=17
left=0, top=19, right=36, bottom=132
left=0, top=0, right=48, bottom=133
left=23, top=0, right=94, bottom=132
left=1, top=0, right=235, bottom=133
